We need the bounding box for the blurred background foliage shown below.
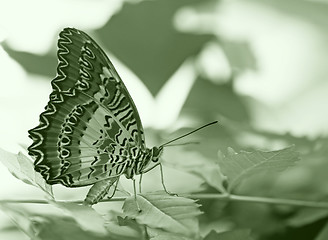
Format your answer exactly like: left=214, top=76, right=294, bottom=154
left=1, top=0, right=328, bottom=239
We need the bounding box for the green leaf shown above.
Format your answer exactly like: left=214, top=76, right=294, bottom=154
left=316, top=222, right=328, bottom=240
left=287, top=208, right=328, bottom=227
left=0, top=203, right=114, bottom=240
left=97, top=0, right=212, bottom=95
left=50, top=202, right=107, bottom=235
left=221, top=40, right=257, bottom=72
left=104, top=211, right=148, bottom=240
left=0, top=203, right=36, bottom=239
left=0, top=148, right=53, bottom=197
left=218, top=146, right=300, bottom=192
left=204, top=229, right=253, bottom=240
left=188, top=163, right=227, bottom=193
left=181, top=79, right=250, bottom=123
left=3, top=45, right=56, bottom=77
left=164, top=148, right=226, bottom=193
left=117, top=217, right=149, bottom=240
left=30, top=215, right=112, bottom=240
left=147, top=227, right=194, bottom=240
left=122, top=192, right=202, bottom=237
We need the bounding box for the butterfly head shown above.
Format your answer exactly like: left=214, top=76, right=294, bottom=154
left=138, top=146, right=163, bottom=175
left=150, top=146, right=163, bottom=162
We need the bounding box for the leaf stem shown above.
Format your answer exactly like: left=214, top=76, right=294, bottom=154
left=180, top=193, right=328, bottom=209
left=0, top=197, right=126, bottom=205
left=1, top=194, right=328, bottom=209
left=229, top=194, right=328, bottom=209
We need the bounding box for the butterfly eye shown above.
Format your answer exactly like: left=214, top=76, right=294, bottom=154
left=152, top=155, right=161, bottom=162
left=151, top=147, right=163, bottom=162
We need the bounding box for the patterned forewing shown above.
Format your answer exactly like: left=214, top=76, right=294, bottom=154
left=28, top=28, right=145, bottom=187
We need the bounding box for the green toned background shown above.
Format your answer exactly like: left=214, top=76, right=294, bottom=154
left=1, top=0, right=328, bottom=239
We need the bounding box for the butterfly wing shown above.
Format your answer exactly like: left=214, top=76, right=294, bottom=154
left=28, top=28, right=146, bottom=187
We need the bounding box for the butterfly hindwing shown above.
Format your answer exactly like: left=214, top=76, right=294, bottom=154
left=28, top=28, right=146, bottom=187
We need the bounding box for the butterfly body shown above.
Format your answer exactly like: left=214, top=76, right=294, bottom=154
left=28, top=28, right=162, bottom=190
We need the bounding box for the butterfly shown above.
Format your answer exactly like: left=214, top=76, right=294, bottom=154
left=28, top=27, right=217, bottom=205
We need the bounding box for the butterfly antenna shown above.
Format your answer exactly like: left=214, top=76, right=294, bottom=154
left=163, top=141, right=200, bottom=147
left=160, top=121, right=218, bottom=148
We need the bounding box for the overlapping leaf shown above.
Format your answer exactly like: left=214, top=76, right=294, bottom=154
left=30, top=214, right=112, bottom=240
left=218, top=146, right=300, bottom=192
left=0, top=148, right=53, bottom=197
left=104, top=211, right=149, bottom=240
left=0, top=203, right=113, bottom=240
left=51, top=202, right=108, bottom=235
left=0, top=203, right=35, bottom=239
left=123, top=192, right=202, bottom=237
left=164, top=148, right=226, bottom=193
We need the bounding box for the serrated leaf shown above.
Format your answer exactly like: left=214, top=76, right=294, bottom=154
left=122, top=192, right=202, bottom=237
left=50, top=201, right=107, bottom=235
left=204, top=229, right=253, bottom=240
left=0, top=148, right=53, bottom=198
left=218, top=146, right=300, bottom=192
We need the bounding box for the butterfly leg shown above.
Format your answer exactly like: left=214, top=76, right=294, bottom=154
left=159, top=163, right=178, bottom=196
left=106, top=177, right=120, bottom=199
left=141, top=163, right=178, bottom=196
left=133, top=178, right=142, bottom=212
left=139, top=174, right=143, bottom=193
